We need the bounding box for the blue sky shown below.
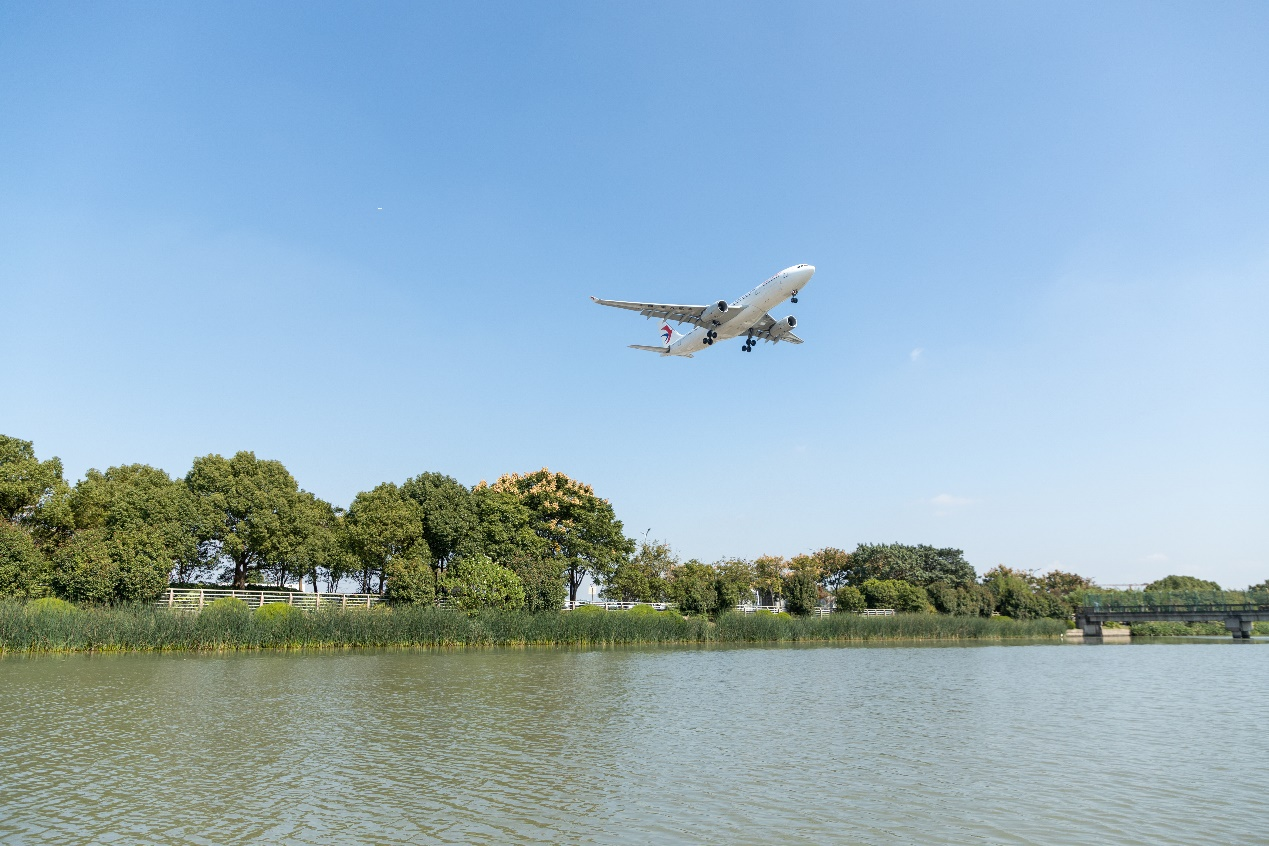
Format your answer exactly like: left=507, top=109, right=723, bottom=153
left=2, top=1, right=1266, bottom=587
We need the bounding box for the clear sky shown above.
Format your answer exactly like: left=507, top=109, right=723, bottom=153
left=2, top=1, right=1266, bottom=587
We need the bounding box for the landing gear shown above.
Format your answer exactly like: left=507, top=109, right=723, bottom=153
left=743, top=336, right=756, bottom=352
left=707, top=329, right=718, bottom=339
left=704, top=336, right=713, bottom=345
left=791, top=291, right=799, bottom=303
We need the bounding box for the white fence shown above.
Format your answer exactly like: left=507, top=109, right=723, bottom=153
left=158, top=588, right=383, bottom=611
left=158, top=590, right=899, bottom=616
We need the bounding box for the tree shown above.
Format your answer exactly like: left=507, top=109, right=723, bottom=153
left=268, top=493, right=350, bottom=591
left=753, top=555, right=786, bottom=606
left=713, top=558, right=756, bottom=610
left=0, top=521, right=50, bottom=598
left=1146, top=575, right=1222, bottom=592
left=461, top=485, right=545, bottom=565
left=383, top=555, right=437, bottom=605
left=402, top=472, right=475, bottom=573
left=605, top=540, right=675, bottom=602
left=784, top=568, right=820, bottom=616
left=50, top=526, right=170, bottom=603
left=833, top=584, right=865, bottom=612
left=69, top=464, right=210, bottom=584
left=489, top=469, right=633, bottom=603
left=0, top=435, right=64, bottom=523
left=345, top=483, right=430, bottom=594
left=185, top=452, right=305, bottom=588
left=503, top=555, right=566, bottom=612
left=926, top=582, right=995, bottom=617
left=860, top=578, right=930, bottom=612
left=813, top=547, right=852, bottom=589
left=667, top=560, right=717, bottom=616
left=842, top=544, right=976, bottom=589
left=442, top=554, right=526, bottom=611
left=981, top=566, right=1062, bottom=619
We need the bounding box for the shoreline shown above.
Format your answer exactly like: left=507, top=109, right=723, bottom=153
left=0, top=603, right=1066, bottom=654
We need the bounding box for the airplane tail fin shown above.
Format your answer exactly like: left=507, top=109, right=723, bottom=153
left=657, top=321, right=684, bottom=347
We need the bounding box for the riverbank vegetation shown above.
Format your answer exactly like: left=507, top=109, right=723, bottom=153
left=0, top=602, right=1066, bottom=653
left=2, top=434, right=1263, bottom=635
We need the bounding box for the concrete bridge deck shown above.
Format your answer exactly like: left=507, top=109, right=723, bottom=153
left=1075, top=603, right=1269, bottom=639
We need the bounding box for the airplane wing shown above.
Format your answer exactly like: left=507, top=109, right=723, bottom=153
left=747, top=313, right=804, bottom=344
left=590, top=297, right=712, bottom=328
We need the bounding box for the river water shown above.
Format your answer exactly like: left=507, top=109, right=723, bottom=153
left=0, top=640, right=1265, bottom=845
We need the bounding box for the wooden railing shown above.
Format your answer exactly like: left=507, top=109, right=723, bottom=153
left=158, top=588, right=383, bottom=610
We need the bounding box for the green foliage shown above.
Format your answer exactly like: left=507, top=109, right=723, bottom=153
left=843, top=544, right=976, bottom=589
left=27, top=596, right=76, bottom=615
left=606, top=540, right=674, bottom=602
left=783, top=568, right=820, bottom=615
left=570, top=603, right=606, bottom=615
left=752, top=554, right=785, bottom=605
left=0, top=603, right=1065, bottom=653
left=667, top=560, right=718, bottom=616
left=488, top=469, right=634, bottom=603
left=504, top=555, right=565, bottom=612
left=981, top=566, right=1065, bottom=620
left=442, top=554, right=525, bottom=611
left=383, top=555, right=437, bottom=605
left=713, top=558, right=756, bottom=610
left=0, top=521, right=51, bottom=599
left=461, top=486, right=545, bottom=565
left=50, top=527, right=170, bottom=604
left=860, top=578, right=930, bottom=612
left=255, top=602, right=300, bottom=622
left=69, top=463, right=209, bottom=583
left=345, top=483, right=429, bottom=594
left=401, top=472, right=476, bottom=568
left=1146, top=574, right=1222, bottom=592
left=185, top=451, right=306, bottom=588
left=926, top=583, right=995, bottom=617
left=625, top=602, right=663, bottom=616
left=832, top=584, right=865, bottom=612
left=0, top=435, right=66, bottom=524
left=1129, top=620, right=1230, bottom=636
left=203, top=597, right=250, bottom=615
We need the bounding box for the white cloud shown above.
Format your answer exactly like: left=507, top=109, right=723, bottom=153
left=910, top=347, right=924, bottom=362
left=1141, top=552, right=1169, bottom=563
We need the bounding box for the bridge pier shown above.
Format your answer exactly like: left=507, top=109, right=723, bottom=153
left=1080, top=619, right=1103, bottom=637
left=1225, top=617, right=1253, bottom=639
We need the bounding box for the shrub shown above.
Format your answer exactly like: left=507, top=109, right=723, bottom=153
left=505, top=556, right=566, bottom=612
left=442, top=554, right=525, bottom=611
left=571, top=603, right=606, bottom=615
left=833, top=585, right=865, bottom=613
left=626, top=603, right=661, bottom=615
left=0, top=523, right=50, bottom=599
left=783, top=569, right=820, bottom=616
left=203, top=597, right=250, bottom=614
left=384, top=556, right=436, bottom=605
left=27, top=596, right=76, bottom=615
left=255, top=603, right=300, bottom=622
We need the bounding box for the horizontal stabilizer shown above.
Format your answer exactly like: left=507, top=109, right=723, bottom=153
left=628, top=345, right=667, bottom=353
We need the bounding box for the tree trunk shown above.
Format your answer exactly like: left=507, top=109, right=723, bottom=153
left=233, top=554, right=248, bottom=589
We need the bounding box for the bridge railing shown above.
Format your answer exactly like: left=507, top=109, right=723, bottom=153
left=1081, top=589, right=1269, bottom=613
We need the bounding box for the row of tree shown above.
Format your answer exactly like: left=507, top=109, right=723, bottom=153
left=3, top=435, right=1260, bottom=616
left=0, top=435, right=629, bottom=609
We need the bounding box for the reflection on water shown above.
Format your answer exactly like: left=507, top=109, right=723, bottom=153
left=1, top=642, right=1265, bottom=844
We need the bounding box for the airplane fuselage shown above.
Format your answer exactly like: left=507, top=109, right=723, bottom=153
left=664, top=264, right=814, bottom=356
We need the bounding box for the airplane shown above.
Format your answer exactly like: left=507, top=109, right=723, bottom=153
left=591, top=264, right=815, bottom=357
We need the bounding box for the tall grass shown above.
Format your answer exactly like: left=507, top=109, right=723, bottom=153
left=0, top=602, right=1065, bottom=654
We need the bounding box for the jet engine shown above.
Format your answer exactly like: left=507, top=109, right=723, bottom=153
left=768, top=315, right=797, bottom=338
left=699, top=300, right=730, bottom=326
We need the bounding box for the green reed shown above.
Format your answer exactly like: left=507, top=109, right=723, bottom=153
left=0, top=602, right=1064, bottom=654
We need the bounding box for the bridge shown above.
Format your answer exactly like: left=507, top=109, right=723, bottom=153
left=1075, top=601, right=1269, bottom=639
